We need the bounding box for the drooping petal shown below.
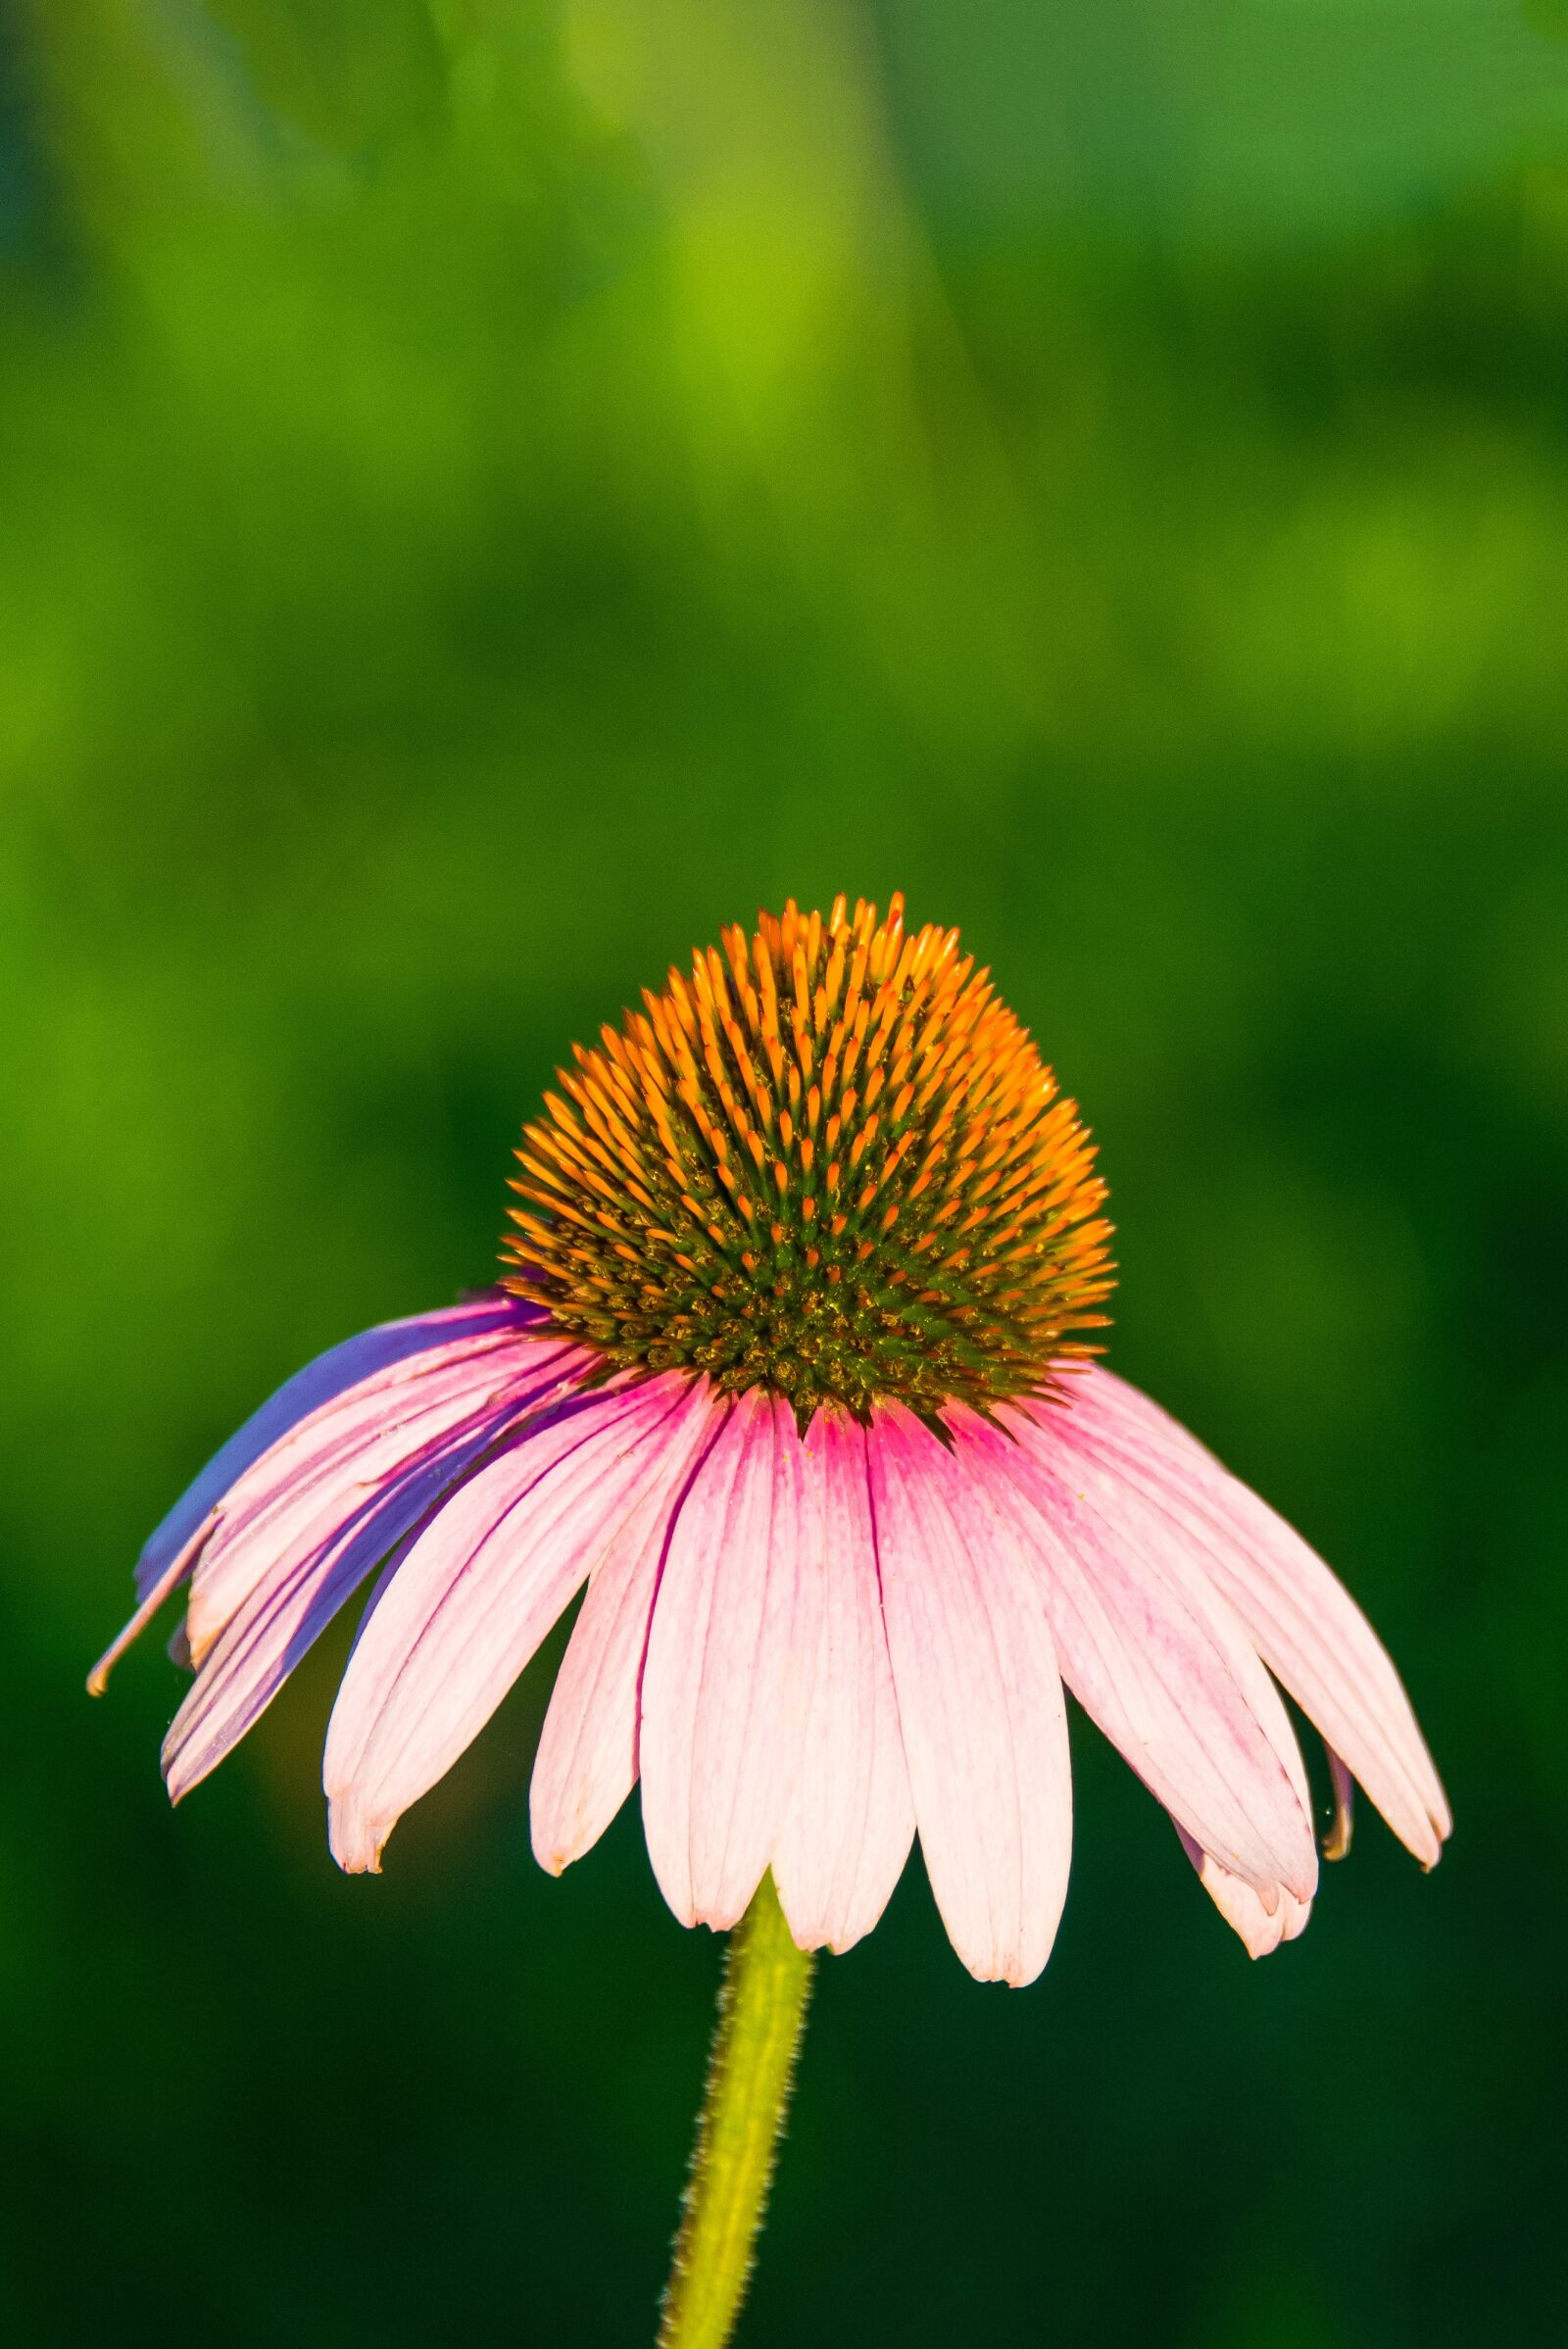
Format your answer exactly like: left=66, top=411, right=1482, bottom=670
left=161, top=1349, right=577, bottom=1801
left=771, top=1412, right=915, bottom=1956
left=981, top=1391, right=1323, bottom=1963
left=1173, top=1623, right=1318, bottom=1954
left=182, top=1332, right=583, bottom=1668
left=133, top=1296, right=539, bottom=1602
left=868, top=1405, right=1072, bottom=1987
left=639, top=1391, right=825, bottom=1933
left=1054, top=1369, right=1450, bottom=1865
left=529, top=1386, right=732, bottom=1876
left=324, top=1372, right=704, bottom=1872
left=958, top=1404, right=1316, bottom=1904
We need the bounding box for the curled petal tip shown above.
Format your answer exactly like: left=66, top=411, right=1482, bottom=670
left=1180, top=1827, right=1312, bottom=1957
left=88, top=1600, right=164, bottom=1698
left=1321, top=1746, right=1355, bottom=1863
left=89, top=1536, right=207, bottom=1700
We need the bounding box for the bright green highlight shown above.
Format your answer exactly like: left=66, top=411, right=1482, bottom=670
left=660, top=1878, right=816, bottom=2349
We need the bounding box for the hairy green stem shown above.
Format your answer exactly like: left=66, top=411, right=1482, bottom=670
left=658, top=1876, right=816, bottom=2349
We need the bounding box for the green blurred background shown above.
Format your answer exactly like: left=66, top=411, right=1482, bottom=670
left=3, top=2, right=1565, bottom=2341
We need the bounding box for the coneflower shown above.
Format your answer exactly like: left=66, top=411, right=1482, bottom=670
left=93, top=895, right=1447, bottom=2346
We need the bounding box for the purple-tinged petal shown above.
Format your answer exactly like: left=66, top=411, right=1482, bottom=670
left=1055, top=1369, right=1450, bottom=1866
left=324, top=1373, right=704, bottom=1873
left=639, top=1392, right=826, bottom=1933
left=961, top=1404, right=1316, bottom=1904
left=183, top=1333, right=582, bottom=1668
left=133, top=1296, right=540, bottom=1603
left=529, top=1385, right=732, bottom=1877
left=161, top=1352, right=578, bottom=1801
left=868, top=1405, right=1072, bottom=1988
left=772, top=1412, right=915, bottom=1956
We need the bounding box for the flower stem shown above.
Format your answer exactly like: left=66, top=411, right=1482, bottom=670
left=658, top=1875, right=816, bottom=2349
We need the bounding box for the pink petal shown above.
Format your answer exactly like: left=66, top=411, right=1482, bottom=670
left=183, top=1332, right=582, bottom=1668
left=867, top=1405, right=1072, bottom=1987
left=132, top=1297, right=538, bottom=1603
left=959, top=1404, right=1316, bottom=1903
left=324, top=1372, right=702, bottom=1873
left=161, top=1356, right=573, bottom=1801
left=1055, top=1369, right=1450, bottom=1865
left=529, top=1386, right=733, bottom=1876
left=771, top=1412, right=915, bottom=1955
left=1177, top=1829, right=1313, bottom=1959
left=639, top=1391, right=826, bottom=1933
left=1173, top=1630, right=1318, bottom=1955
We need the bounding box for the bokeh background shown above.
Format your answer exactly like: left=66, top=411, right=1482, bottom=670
left=4, top=3, right=1566, bottom=2342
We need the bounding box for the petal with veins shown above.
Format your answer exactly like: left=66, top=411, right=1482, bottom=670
left=954, top=1402, right=1317, bottom=1906
left=1054, top=1369, right=1449, bottom=1865
left=133, top=1297, right=541, bottom=1602
left=324, top=1372, right=702, bottom=1872
left=868, top=1405, right=1072, bottom=1988
left=772, top=1411, right=915, bottom=1956
left=639, top=1392, right=825, bottom=1933
left=529, top=1386, right=732, bottom=1877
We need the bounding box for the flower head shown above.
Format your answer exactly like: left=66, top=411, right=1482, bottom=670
left=93, top=897, right=1448, bottom=1983
left=503, top=894, right=1112, bottom=1424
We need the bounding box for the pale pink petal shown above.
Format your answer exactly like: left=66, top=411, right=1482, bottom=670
left=324, top=1373, right=703, bottom=1872
left=639, top=1391, right=826, bottom=1933
left=132, top=1297, right=537, bottom=1602
left=161, top=1360, right=568, bottom=1801
left=868, top=1404, right=1072, bottom=1987
left=771, top=1412, right=915, bottom=1955
left=951, top=1404, right=1316, bottom=1904
left=1054, top=1369, right=1450, bottom=1865
left=529, top=1387, right=733, bottom=1876
left=1177, top=1829, right=1313, bottom=1958
left=1176, top=1635, right=1317, bottom=1954
left=184, top=1331, right=583, bottom=1666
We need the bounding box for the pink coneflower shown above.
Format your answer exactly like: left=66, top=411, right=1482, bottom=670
left=93, top=892, right=1447, bottom=1984
left=93, top=894, right=1449, bottom=2345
